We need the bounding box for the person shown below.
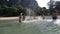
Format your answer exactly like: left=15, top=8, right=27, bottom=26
left=19, top=16, right=22, bottom=23
left=22, top=13, right=25, bottom=21
left=52, top=11, right=58, bottom=20
left=42, top=14, right=45, bottom=19
left=19, top=13, right=22, bottom=23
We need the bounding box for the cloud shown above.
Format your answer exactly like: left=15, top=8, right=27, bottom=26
left=53, top=0, right=60, bottom=1
left=36, top=0, right=50, bottom=9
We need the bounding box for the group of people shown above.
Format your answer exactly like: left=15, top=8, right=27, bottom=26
left=19, top=13, right=25, bottom=23
left=19, top=10, right=58, bottom=23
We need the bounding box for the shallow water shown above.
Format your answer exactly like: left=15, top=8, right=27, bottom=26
left=0, top=20, right=60, bottom=34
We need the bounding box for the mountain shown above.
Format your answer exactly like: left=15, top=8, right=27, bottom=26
left=0, top=0, right=39, bottom=9
left=21, top=0, right=39, bottom=9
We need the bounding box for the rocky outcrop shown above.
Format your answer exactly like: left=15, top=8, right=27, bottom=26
left=21, top=0, right=39, bottom=9
left=0, top=0, right=39, bottom=9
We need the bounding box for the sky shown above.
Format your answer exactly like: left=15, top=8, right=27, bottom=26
left=36, top=0, right=60, bottom=9
left=7, top=0, right=60, bottom=9
left=53, top=0, right=60, bottom=1
left=36, top=0, right=50, bottom=9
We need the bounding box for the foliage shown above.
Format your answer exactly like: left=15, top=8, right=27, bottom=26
left=18, top=8, right=26, bottom=15
left=0, top=5, right=51, bottom=17
left=0, top=5, right=26, bottom=17
left=48, top=1, right=60, bottom=15
left=33, top=7, right=50, bottom=16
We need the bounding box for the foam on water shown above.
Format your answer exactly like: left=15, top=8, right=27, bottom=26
left=53, top=19, right=60, bottom=26
left=22, top=19, right=42, bottom=23
left=35, top=19, right=60, bottom=34
left=20, top=17, right=60, bottom=26
left=21, top=17, right=42, bottom=23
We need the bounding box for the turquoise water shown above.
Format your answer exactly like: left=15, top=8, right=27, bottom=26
left=0, top=20, right=60, bottom=34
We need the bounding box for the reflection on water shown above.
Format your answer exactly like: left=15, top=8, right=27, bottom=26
left=0, top=20, right=60, bottom=34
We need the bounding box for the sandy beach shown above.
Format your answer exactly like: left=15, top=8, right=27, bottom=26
left=0, top=16, right=43, bottom=21
left=0, top=16, right=60, bottom=21
left=0, top=17, right=19, bottom=20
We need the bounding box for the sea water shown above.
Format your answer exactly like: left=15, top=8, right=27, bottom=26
left=0, top=19, right=60, bottom=34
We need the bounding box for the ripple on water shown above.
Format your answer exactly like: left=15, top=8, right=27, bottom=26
left=36, top=20, right=60, bottom=34
left=0, top=20, right=60, bottom=34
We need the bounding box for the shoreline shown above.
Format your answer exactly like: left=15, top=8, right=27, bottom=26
left=0, top=17, right=19, bottom=20
left=0, top=16, right=42, bottom=21
left=1, top=16, right=60, bottom=21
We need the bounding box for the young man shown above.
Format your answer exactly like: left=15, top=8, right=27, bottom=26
left=22, top=13, right=25, bottom=21
left=19, top=13, right=22, bottom=23
left=19, top=13, right=25, bottom=23
left=41, top=14, right=45, bottom=19
left=52, top=11, right=58, bottom=20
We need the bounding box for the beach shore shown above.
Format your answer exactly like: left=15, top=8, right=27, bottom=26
left=0, top=16, right=60, bottom=21
left=0, top=16, right=43, bottom=21
left=0, top=17, right=19, bottom=20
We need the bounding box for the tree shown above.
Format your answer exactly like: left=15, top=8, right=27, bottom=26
left=18, top=8, right=26, bottom=15
left=48, top=1, right=60, bottom=15
left=33, top=7, right=41, bottom=15
left=3, top=7, right=18, bottom=16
